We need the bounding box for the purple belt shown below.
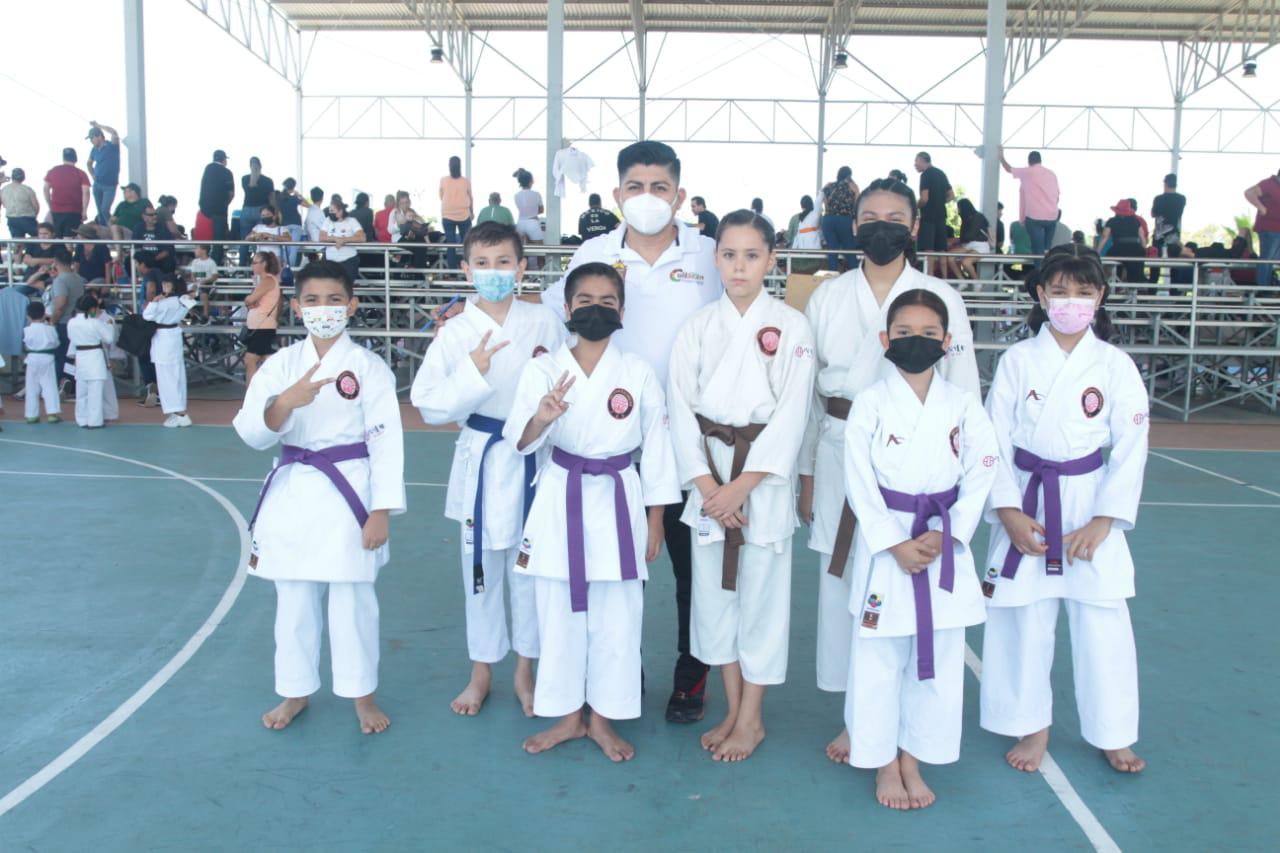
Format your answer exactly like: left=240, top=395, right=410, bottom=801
left=552, top=447, right=638, bottom=613
left=1000, top=447, right=1104, bottom=579
left=248, top=442, right=370, bottom=532
left=879, top=484, right=959, bottom=681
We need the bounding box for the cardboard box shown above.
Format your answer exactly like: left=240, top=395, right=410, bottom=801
left=783, top=270, right=840, bottom=312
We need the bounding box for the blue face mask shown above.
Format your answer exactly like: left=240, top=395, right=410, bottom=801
left=472, top=268, right=517, bottom=302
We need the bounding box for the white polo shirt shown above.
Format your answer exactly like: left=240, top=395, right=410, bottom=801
left=542, top=221, right=722, bottom=383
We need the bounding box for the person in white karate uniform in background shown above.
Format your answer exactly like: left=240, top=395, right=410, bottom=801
left=980, top=244, right=1149, bottom=775
left=797, top=178, right=980, bottom=763
left=142, top=273, right=195, bottom=428
left=96, top=304, right=121, bottom=424
left=411, top=222, right=566, bottom=718
left=66, top=295, right=115, bottom=429
left=22, top=301, right=62, bottom=423
left=841, top=288, right=999, bottom=811
left=505, top=262, right=680, bottom=763
left=667, top=210, right=815, bottom=762
left=234, top=260, right=406, bottom=735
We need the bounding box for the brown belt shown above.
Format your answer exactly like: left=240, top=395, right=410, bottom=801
left=695, top=413, right=766, bottom=592
left=824, top=396, right=857, bottom=578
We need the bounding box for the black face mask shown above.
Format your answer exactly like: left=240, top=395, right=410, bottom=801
left=884, top=335, right=946, bottom=374
left=565, top=304, right=622, bottom=342
left=261, top=217, right=275, bottom=225
left=858, top=220, right=913, bottom=266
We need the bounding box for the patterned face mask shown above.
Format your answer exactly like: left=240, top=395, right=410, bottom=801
left=301, top=305, right=349, bottom=339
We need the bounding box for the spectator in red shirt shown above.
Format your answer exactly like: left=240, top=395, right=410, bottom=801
left=373, top=193, right=395, bottom=242
left=43, top=148, right=91, bottom=237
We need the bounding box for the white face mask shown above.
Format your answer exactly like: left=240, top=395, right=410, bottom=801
left=621, top=193, right=675, bottom=236
left=301, top=305, right=349, bottom=339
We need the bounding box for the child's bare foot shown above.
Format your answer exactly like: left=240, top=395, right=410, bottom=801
left=700, top=714, right=737, bottom=752
left=513, top=657, right=536, bottom=718
left=898, top=752, right=936, bottom=809
left=355, top=694, right=390, bottom=734
left=450, top=663, right=491, bottom=716
left=875, top=759, right=911, bottom=810
left=712, top=719, right=765, bottom=762
left=587, top=713, right=635, bottom=762
left=262, top=697, right=308, bottom=730
left=826, top=728, right=851, bottom=764
left=523, top=712, right=587, bottom=754
left=1103, top=747, right=1146, bottom=773
left=1006, top=727, right=1050, bottom=772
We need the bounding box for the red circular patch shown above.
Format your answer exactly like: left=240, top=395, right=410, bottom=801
left=982, top=455, right=997, bottom=468
left=336, top=370, right=360, bottom=400
left=607, top=388, right=634, bottom=419
left=532, top=345, right=549, bottom=358
left=1081, top=387, right=1104, bottom=418
left=1133, top=412, right=1146, bottom=425
left=949, top=426, right=960, bottom=457
left=757, top=326, right=781, bottom=356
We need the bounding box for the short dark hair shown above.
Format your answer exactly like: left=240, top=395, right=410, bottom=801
left=691, top=196, right=706, bottom=207
left=12, top=167, right=25, bottom=182
left=915, top=151, right=931, bottom=164
left=27, top=301, right=45, bottom=320
left=463, top=221, right=524, bottom=262
left=310, top=186, right=324, bottom=203
left=564, top=261, right=625, bottom=306
left=283, top=177, right=297, bottom=191
left=616, top=140, right=680, bottom=185
left=1028, top=151, right=1042, bottom=164
left=1164, top=173, right=1178, bottom=188
left=885, top=288, right=949, bottom=332
left=588, top=193, right=602, bottom=206
left=715, top=208, right=774, bottom=249
left=52, top=248, right=74, bottom=266
left=62, top=147, right=77, bottom=162
left=295, top=259, right=354, bottom=299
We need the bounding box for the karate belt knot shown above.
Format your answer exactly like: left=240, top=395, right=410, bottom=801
left=1000, top=447, right=1104, bottom=580
left=823, top=396, right=857, bottom=578
left=695, top=413, right=766, bottom=591
left=466, top=414, right=535, bottom=595
left=248, top=442, right=370, bottom=532
left=552, top=447, right=638, bottom=613
left=879, top=484, right=960, bottom=681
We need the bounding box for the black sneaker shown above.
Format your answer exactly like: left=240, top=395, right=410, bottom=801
left=665, top=654, right=710, bottom=723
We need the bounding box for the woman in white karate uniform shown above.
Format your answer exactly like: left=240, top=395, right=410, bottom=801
left=66, top=295, right=115, bottom=428
left=797, top=178, right=980, bottom=763
left=667, top=210, right=816, bottom=762
left=142, top=273, right=194, bottom=428
left=842, top=288, right=998, bottom=810
left=981, top=244, right=1149, bottom=775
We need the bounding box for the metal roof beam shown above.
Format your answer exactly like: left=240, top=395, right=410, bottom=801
left=1173, top=0, right=1279, bottom=100
left=184, top=0, right=303, bottom=86
left=1005, top=0, right=1101, bottom=92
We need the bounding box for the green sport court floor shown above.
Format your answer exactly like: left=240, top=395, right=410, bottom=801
left=1, top=423, right=1276, bottom=851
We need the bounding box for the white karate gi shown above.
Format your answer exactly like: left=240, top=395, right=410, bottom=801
left=23, top=322, right=61, bottom=420
left=668, top=291, right=816, bottom=685
left=551, top=146, right=595, bottom=197
left=234, top=333, right=407, bottom=698
left=142, top=295, right=192, bottom=414
left=504, top=341, right=680, bottom=719
left=410, top=297, right=566, bottom=663
left=980, top=326, right=1149, bottom=750
left=66, top=313, right=114, bottom=427
left=801, top=265, right=979, bottom=691
left=97, top=313, right=120, bottom=422
left=841, top=371, right=998, bottom=768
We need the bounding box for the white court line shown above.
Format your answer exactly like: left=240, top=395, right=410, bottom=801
left=0, top=469, right=447, bottom=487
left=962, top=646, right=1121, bottom=853
left=0, top=440, right=250, bottom=819
left=1149, top=450, right=1280, bottom=499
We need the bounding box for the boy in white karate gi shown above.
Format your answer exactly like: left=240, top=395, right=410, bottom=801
left=66, top=295, right=115, bottom=429
left=981, top=245, right=1148, bottom=775
left=668, top=210, right=815, bottom=762
left=141, top=273, right=194, bottom=428
left=842, top=288, right=998, bottom=810
left=234, top=260, right=406, bottom=734
left=411, top=222, right=566, bottom=717
left=23, top=301, right=62, bottom=423
left=505, top=262, right=680, bottom=762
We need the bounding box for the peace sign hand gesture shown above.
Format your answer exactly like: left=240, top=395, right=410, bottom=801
left=279, top=363, right=335, bottom=412
left=533, top=371, right=575, bottom=428
left=469, top=330, right=510, bottom=376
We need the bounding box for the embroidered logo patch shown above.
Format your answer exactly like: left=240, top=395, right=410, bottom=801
left=982, top=455, right=997, bottom=468
left=867, top=593, right=882, bottom=609
left=886, top=434, right=903, bottom=446
left=532, top=345, right=549, bottom=358
left=611, top=261, right=629, bottom=282
left=668, top=268, right=705, bottom=283
left=982, top=567, right=998, bottom=598
left=607, top=388, right=634, bottom=419
left=949, top=426, right=960, bottom=457
left=757, top=326, right=781, bottom=356
left=1133, top=412, right=1147, bottom=425
left=1081, top=386, right=1104, bottom=418
left=335, top=370, right=360, bottom=400
left=516, top=538, right=531, bottom=568
left=793, top=345, right=815, bottom=360
left=1026, top=389, right=1044, bottom=401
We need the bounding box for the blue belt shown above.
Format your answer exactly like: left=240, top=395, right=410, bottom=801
left=466, top=413, right=536, bottom=594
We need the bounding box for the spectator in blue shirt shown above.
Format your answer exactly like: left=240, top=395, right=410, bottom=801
left=86, top=121, right=121, bottom=225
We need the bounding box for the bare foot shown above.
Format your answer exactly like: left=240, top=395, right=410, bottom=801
left=825, top=728, right=851, bottom=764
left=450, top=664, right=492, bottom=716
left=513, top=657, right=536, bottom=719
left=700, top=714, right=737, bottom=752
left=875, top=759, right=911, bottom=810
left=1103, top=747, right=1146, bottom=773
left=587, top=713, right=635, bottom=762
left=523, top=712, right=587, bottom=754
left=898, top=752, right=936, bottom=809
left=262, top=697, right=308, bottom=730
left=712, top=719, right=765, bottom=762
left=355, top=694, right=390, bottom=734
left=1006, top=727, right=1050, bottom=773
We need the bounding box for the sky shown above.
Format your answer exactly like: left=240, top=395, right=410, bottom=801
left=2, top=0, right=1275, bottom=243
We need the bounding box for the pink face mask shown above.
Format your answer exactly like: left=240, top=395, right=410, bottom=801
left=1046, top=297, right=1097, bottom=335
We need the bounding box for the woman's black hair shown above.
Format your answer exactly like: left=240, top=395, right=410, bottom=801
left=564, top=261, right=625, bottom=306
left=836, top=165, right=852, bottom=182
left=354, top=192, right=370, bottom=208
left=956, top=197, right=976, bottom=219
left=885, top=288, right=949, bottom=333
left=260, top=205, right=279, bottom=220
left=888, top=169, right=909, bottom=184
left=513, top=168, right=534, bottom=189
left=856, top=177, right=921, bottom=267
left=715, top=208, right=775, bottom=250
left=161, top=272, right=188, bottom=297
left=1023, top=243, right=1114, bottom=339
left=799, top=195, right=814, bottom=216
left=76, top=294, right=99, bottom=314
left=448, top=156, right=462, bottom=179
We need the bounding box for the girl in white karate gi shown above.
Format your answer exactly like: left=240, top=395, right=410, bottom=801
left=142, top=273, right=194, bottom=428
left=841, top=288, right=998, bottom=810
left=667, top=210, right=816, bottom=762
left=411, top=222, right=566, bottom=718
left=23, top=301, right=62, bottom=423
left=505, top=262, right=680, bottom=763
left=234, top=260, right=406, bottom=735
left=981, top=244, right=1148, bottom=774
left=66, top=295, right=115, bottom=429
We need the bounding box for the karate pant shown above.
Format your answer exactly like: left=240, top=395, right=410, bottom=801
left=155, top=360, right=187, bottom=414
left=460, top=539, right=539, bottom=663
left=980, top=598, right=1139, bottom=750
left=815, top=549, right=855, bottom=691
left=75, top=378, right=105, bottom=427
left=691, top=538, right=791, bottom=685
left=24, top=357, right=60, bottom=419
left=274, top=580, right=379, bottom=699
left=103, top=365, right=119, bottom=421
left=532, top=577, right=642, bottom=721
left=844, top=627, right=965, bottom=769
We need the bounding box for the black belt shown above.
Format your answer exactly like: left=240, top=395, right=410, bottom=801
left=25, top=347, right=58, bottom=354
left=76, top=344, right=103, bottom=351
left=154, top=323, right=179, bottom=329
